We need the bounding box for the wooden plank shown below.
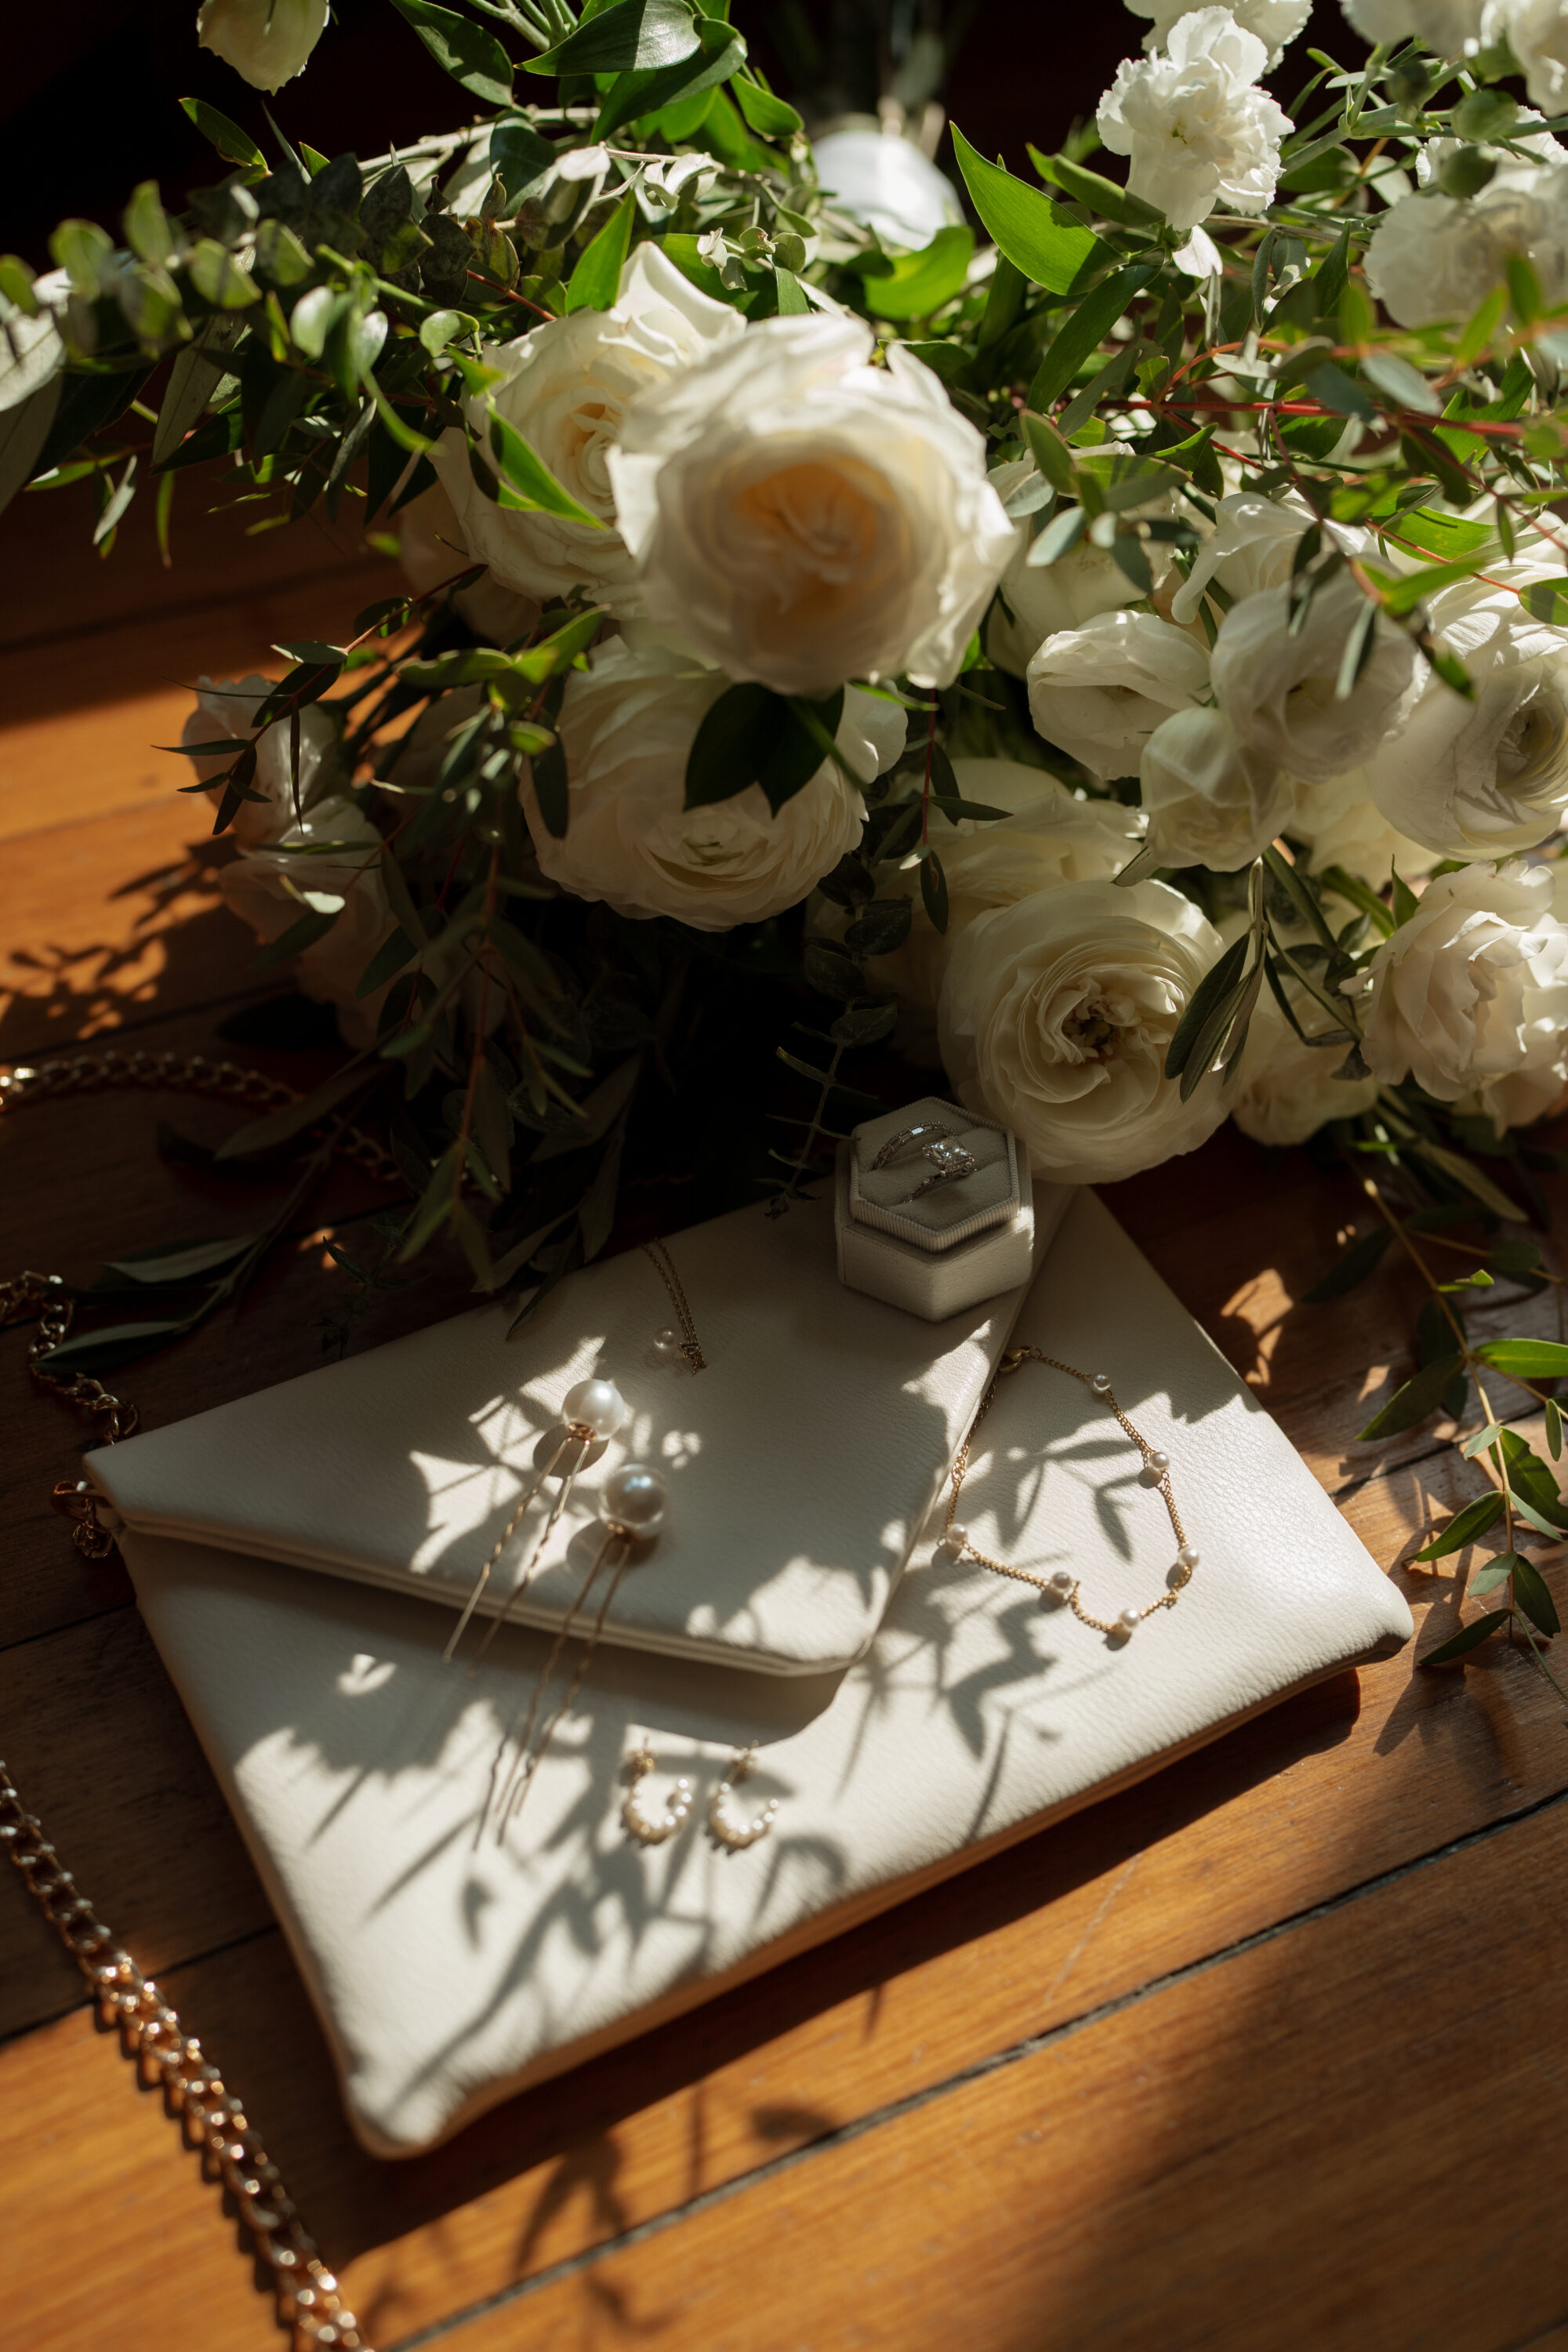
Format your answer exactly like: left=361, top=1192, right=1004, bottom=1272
left=443, top=1789, right=1568, bottom=2352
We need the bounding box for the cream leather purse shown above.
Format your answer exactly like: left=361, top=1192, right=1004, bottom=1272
left=108, top=1189, right=1411, bottom=2155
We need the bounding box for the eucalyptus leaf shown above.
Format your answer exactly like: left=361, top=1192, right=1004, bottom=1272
left=950, top=127, right=1105, bottom=297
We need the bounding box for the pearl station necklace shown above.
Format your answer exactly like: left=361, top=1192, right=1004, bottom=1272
left=938, top=1347, right=1200, bottom=1639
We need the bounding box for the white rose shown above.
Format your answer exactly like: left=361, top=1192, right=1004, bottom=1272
left=1486, top=0, right=1568, bottom=111
left=1027, top=609, right=1210, bottom=779
left=1341, top=0, right=1486, bottom=48
left=1365, top=174, right=1568, bottom=328
left=1352, top=862, right=1568, bottom=1123
left=196, top=0, right=326, bottom=88
left=1231, top=988, right=1380, bottom=1145
left=219, top=797, right=396, bottom=1048
left=607, top=316, right=1014, bottom=695
left=1210, top=573, right=1420, bottom=786
left=870, top=760, right=1145, bottom=1011
left=1141, top=706, right=1287, bottom=870
left=938, top=877, right=1229, bottom=1184
left=1363, top=567, right=1568, bottom=858
left=181, top=675, right=340, bottom=847
left=517, top=637, right=903, bottom=930
left=1126, top=0, right=1311, bottom=63
left=394, top=478, right=541, bottom=647
left=1284, top=764, right=1434, bottom=883
left=429, top=243, right=743, bottom=612
left=986, top=459, right=1163, bottom=674
left=811, top=129, right=962, bottom=250
left=1096, top=10, right=1293, bottom=233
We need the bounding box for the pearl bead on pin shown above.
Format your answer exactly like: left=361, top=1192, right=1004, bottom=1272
left=601, top=1461, right=668, bottom=1538
left=561, top=1377, right=627, bottom=1440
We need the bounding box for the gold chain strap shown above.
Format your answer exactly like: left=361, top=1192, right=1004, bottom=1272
left=944, top=1348, right=1198, bottom=1638
left=0, top=1759, right=369, bottom=2350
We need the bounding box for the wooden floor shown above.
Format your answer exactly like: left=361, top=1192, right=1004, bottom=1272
left=4, top=470, right=1568, bottom=2352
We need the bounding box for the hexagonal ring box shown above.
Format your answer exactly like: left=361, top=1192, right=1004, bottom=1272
left=835, top=1094, right=1062, bottom=1322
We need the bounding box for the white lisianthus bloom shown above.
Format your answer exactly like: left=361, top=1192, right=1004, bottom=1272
left=1350, top=860, right=1568, bottom=1122
left=181, top=676, right=341, bottom=848
left=1027, top=610, right=1210, bottom=779
left=1363, top=568, right=1568, bottom=858
left=1166, top=490, right=1388, bottom=626
left=1365, top=173, right=1568, bottom=327
left=1126, top=0, right=1311, bottom=64
left=1283, top=764, right=1435, bottom=884
left=219, top=797, right=396, bottom=1048
left=608, top=316, right=1013, bottom=696
left=869, top=760, right=1145, bottom=1012
left=1140, top=706, right=1287, bottom=869
left=196, top=0, right=327, bottom=89
left=1341, top=0, right=1486, bottom=49
left=986, top=459, right=1169, bottom=674
left=394, top=479, right=542, bottom=648
left=1210, top=574, right=1420, bottom=786
left=938, top=877, right=1229, bottom=1184
left=811, top=130, right=963, bottom=249
left=1486, top=0, right=1568, bottom=112
left=517, top=638, right=903, bottom=930
left=430, top=244, right=743, bottom=612
left=1096, top=10, right=1293, bottom=233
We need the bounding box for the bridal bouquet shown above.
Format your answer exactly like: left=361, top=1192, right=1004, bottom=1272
left=9, top=0, right=1568, bottom=1667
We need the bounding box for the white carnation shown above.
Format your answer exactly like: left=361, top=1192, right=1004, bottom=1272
left=1284, top=764, right=1435, bottom=884
left=1341, top=0, right=1486, bottom=50
left=181, top=675, right=340, bottom=848
left=1365, top=173, right=1568, bottom=328
left=1140, top=706, right=1287, bottom=869
left=938, top=877, right=1229, bottom=1184
left=1126, top=0, right=1311, bottom=64
left=1352, top=859, right=1568, bottom=1123
left=517, top=638, right=903, bottom=930
left=1096, top=9, right=1293, bottom=233
left=219, top=797, right=396, bottom=1049
left=1210, top=574, right=1420, bottom=786
left=986, top=460, right=1166, bottom=674
left=196, top=0, right=325, bottom=88
left=1027, top=609, right=1210, bottom=779
left=430, top=244, right=742, bottom=611
left=608, top=316, right=1013, bottom=695
left=1486, top=0, right=1568, bottom=114
left=1363, top=567, right=1568, bottom=858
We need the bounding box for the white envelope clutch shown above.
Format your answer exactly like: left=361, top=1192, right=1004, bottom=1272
left=110, top=1192, right=1412, bottom=2155
left=96, top=1185, right=1065, bottom=1676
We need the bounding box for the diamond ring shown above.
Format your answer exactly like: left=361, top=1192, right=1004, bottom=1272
left=872, top=1120, right=958, bottom=1170
left=903, top=1137, right=981, bottom=1198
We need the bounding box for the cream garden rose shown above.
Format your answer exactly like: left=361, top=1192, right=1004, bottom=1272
left=219, top=797, right=396, bottom=1049
left=1210, top=573, right=1420, bottom=785
left=1096, top=10, right=1293, bottom=233
left=181, top=675, right=340, bottom=848
left=1027, top=610, right=1210, bottom=778
left=1352, top=859, right=1568, bottom=1122
left=196, top=0, right=326, bottom=87
left=430, top=244, right=742, bottom=612
left=517, top=637, right=904, bottom=930
left=1283, top=762, right=1434, bottom=884
left=606, top=315, right=1014, bottom=696
left=938, top=877, right=1229, bottom=1184
left=1363, top=568, right=1568, bottom=858
left=1140, top=706, right=1287, bottom=870
left=1487, top=0, right=1568, bottom=111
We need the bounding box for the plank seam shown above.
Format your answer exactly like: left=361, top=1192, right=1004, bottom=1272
left=383, top=1773, right=1568, bottom=2351
left=0, top=555, right=384, bottom=663
left=0, top=1920, right=278, bottom=2050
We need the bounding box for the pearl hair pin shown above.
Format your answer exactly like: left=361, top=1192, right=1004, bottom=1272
left=938, top=1347, right=1199, bottom=1640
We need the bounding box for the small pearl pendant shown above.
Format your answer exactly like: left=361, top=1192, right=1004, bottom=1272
left=652, top=1326, right=683, bottom=1363
left=1139, top=1447, right=1171, bottom=1487
left=1090, top=1371, right=1112, bottom=1396
left=1117, top=1606, right=1142, bottom=1635
left=937, top=1522, right=968, bottom=1559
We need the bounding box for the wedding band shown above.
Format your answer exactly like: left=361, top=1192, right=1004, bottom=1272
left=904, top=1138, right=980, bottom=1198
left=872, top=1120, right=957, bottom=1170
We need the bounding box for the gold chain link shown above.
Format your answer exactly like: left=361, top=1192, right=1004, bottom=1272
left=641, top=1238, right=706, bottom=1372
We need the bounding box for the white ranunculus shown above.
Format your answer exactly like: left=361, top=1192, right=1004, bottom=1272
left=1341, top=0, right=1486, bottom=48
left=517, top=637, right=903, bottom=930
left=181, top=675, right=341, bottom=848
left=220, top=797, right=396, bottom=1047
left=394, top=478, right=542, bottom=647
left=1140, top=706, right=1287, bottom=870
left=196, top=0, right=327, bottom=89
left=1168, top=491, right=1313, bottom=626
left=870, top=760, right=1145, bottom=1011
left=1126, top=0, right=1311, bottom=63
left=1027, top=610, right=1210, bottom=779
left=1096, top=9, right=1293, bottom=233
left=1210, top=574, right=1420, bottom=787
left=607, top=315, right=1014, bottom=697
left=1364, top=172, right=1568, bottom=327
left=1363, top=568, right=1568, bottom=858
left=986, top=459, right=1165, bottom=674
left=429, top=243, right=743, bottom=612
left=1487, top=0, right=1568, bottom=112
left=1351, top=859, right=1568, bottom=1123
left=938, top=877, right=1229, bottom=1184
left=1231, top=988, right=1380, bottom=1145
left=811, top=129, right=962, bottom=250
left=1283, top=763, right=1435, bottom=884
